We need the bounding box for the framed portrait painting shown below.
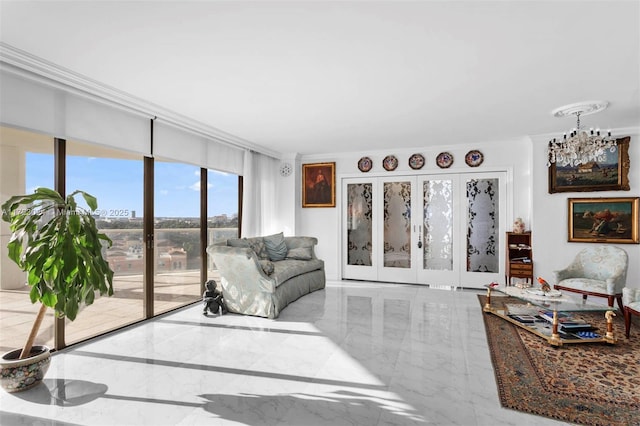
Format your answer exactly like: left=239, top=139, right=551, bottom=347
left=302, top=162, right=335, bottom=208
left=548, top=136, right=630, bottom=193
left=568, top=197, right=639, bottom=244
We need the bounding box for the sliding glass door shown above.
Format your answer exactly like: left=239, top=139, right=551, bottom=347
left=153, top=159, right=203, bottom=315
left=64, top=140, right=145, bottom=345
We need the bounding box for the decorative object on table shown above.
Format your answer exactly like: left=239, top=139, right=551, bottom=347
left=408, top=153, right=425, bottom=170
left=436, top=152, right=454, bottom=169
left=357, top=156, right=373, bottom=173
left=479, top=295, right=640, bottom=425
left=553, top=245, right=628, bottom=310
left=512, top=217, right=525, bottom=234
left=202, top=280, right=227, bottom=315
left=0, top=188, right=114, bottom=393
left=548, top=135, right=630, bottom=193
left=382, top=155, right=398, bottom=171
left=536, top=276, right=551, bottom=293
left=567, top=197, right=639, bottom=243
left=464, top=150, right=483, bottom=167
left=302, top=162, right=335, bottom=208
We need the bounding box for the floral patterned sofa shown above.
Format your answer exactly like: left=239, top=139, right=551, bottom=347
left=206, top=233, right=325, bottom=318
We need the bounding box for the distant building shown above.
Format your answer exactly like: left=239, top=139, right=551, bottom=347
left=578, top=162, right=600, bottom=173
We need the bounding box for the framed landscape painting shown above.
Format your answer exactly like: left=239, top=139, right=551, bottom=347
left=302, top=162, right=335, bottom=208
left=548, top=136, right=630, bottom=193
left=568, top=197, right=639, bottom=244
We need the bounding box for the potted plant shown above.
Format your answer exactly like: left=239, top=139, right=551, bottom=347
left=0, top=187, right=114, bottom=392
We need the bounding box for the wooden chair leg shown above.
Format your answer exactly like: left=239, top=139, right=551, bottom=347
left=607, top=296, right=614, bottom=307
left=625, top=307, right=632, bottom=339
left=616, top=295, right=624, bottom=312
left=582, top=294, right=588, bottom=302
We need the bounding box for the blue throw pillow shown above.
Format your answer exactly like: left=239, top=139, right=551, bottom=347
left=263, top=232, right=288, bottom=261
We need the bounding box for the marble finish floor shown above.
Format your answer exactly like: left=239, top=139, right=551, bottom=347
left=0, top=281, right=569, bottom=425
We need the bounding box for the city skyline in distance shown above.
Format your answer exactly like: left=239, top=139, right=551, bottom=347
left=26, top=153, right=238, bottom=218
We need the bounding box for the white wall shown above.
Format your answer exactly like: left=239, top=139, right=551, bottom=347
left=532, top=129, right=640, bottom=291
left=293, top=132, right=640, bottom=291
left=295, top=137, right=533, bottom=281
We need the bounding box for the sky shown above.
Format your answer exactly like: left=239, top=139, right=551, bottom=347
left=26, top=153, right=238, bottom=218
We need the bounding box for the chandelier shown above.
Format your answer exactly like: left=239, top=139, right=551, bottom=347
left=547, top=101, right=616, bottom=168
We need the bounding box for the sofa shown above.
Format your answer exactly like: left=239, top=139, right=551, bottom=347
left=206, top=232, right=325, bottom=318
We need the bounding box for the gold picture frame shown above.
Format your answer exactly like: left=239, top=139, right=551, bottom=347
left=568, top=197, right=639, bottom=244
left=302, top=162, right=335, bottom=208
left=548, top=136, right=630, bottom=193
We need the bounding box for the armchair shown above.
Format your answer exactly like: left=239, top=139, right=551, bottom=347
left=553, top=245, right=627, bottom=310
left=623, top=287, right=640, bottom=338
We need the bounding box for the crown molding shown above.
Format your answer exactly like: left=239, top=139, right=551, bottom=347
left=0, top=42, right=281, bottom=159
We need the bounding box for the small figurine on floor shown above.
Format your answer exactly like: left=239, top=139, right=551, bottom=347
left=203, top=280, right=227, bottom=315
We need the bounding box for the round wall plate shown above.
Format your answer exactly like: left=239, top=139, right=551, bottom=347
left=408, top=153, right=425, bottom=170
left=436, top=152, right=454, bottom=169
left=358, top=156, right=373, bottom=172
left=465, top=150, right=484, bottom=167
left=383, top=155, right=398, bottom=171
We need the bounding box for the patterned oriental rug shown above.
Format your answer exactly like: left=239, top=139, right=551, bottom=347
left=478, top=295, right=640, bottom=426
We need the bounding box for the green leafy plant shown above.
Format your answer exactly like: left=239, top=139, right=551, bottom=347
left=1, top=187, right=114, bottom=359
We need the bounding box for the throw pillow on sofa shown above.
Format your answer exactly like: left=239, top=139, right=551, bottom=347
left=286, top=247, right=313, bottom=260
left=264, top=232, right=288, bottom=261
left=246, top=238, right=269, bottom=259
left=227, top=237, right=269, bottom=259
left=258, top=259, right=275, bottom=276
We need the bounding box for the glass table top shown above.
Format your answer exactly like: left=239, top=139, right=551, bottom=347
left=487, top=284, right=618, bottom=313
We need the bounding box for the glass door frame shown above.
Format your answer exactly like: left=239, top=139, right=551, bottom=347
left=341, top=170, right=509, bottom=288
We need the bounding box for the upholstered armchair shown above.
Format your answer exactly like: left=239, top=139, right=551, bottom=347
left=553, top=245, right=628, bottom=310
left=623, top=287, right=640, bottom=338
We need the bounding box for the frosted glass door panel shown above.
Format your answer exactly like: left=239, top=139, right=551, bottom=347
left=461, top=174, right=506, bottom=288
left=343, top=178, right=378, bottom=281
left=423, top=179, right=453, bottom=270
left=416, top=176, right=459, bottom=287
left=466, top=178, right=499, bottom=272
left=383, top=181, right=412, bottom=268
left=347, top=183, right=373, bottom=266
left=378, top=179, right=417, bottom=283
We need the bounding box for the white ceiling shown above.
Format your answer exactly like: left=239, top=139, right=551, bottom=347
left=1, top=1, right=639, bottom=157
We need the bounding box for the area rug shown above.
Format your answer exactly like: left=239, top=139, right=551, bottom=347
left=478, top=295, right=640, bottom=426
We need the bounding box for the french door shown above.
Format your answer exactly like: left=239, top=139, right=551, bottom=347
left=342, top=172, right=506, bottom=288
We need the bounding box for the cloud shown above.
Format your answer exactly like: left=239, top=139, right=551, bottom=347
left=190, top=181, right=213, bottom=191
left=160, top=190, right=169, bottom=196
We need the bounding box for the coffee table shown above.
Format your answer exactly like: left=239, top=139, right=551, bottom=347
left=483, top=284, right=617, bottom=346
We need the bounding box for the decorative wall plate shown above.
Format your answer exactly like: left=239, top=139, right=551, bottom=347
left=383, top=155, right=398, bottom=171
left=358, top=156, right=373, bottom=172
left=408, top=153, right=425, bottom=170
left=436, top=152, right=454, bottom=169
left=465, top=150, right=484, bottom=167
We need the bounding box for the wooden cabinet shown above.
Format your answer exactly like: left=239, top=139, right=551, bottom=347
left=506, top=232, right=533, bottom=286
